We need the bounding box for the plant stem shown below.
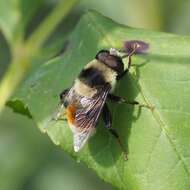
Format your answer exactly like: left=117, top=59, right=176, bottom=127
left=0, top=45, right=30, bottom=113
left=0, top=0, right=79, bottom=113
left=26, top=0, right=78, bottom=51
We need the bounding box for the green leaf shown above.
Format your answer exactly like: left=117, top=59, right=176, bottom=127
left=8, top=11, right=190, bottom=190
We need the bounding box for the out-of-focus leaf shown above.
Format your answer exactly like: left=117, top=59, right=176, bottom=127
left=0, top=0, right=43, bottom=44
left=0, top=109, right=114, bottom=190
left=0, top=107, right=52, bottom=190
left=0, top=33, right=11, bottom=78
left=168, top=0, right=190, bottom=34
left=80, top=0, right=162, bottom=30
left=8, top=11, right=190, bottom=190
left=159, top=0, right=190, bottom=33
left=30, top=152, right=115, bottom=190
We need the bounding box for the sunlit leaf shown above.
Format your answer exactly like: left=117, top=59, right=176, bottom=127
left=8, top=11, right=190, bottom=190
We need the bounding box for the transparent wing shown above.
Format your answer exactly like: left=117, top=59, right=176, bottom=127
left=73, top=129, right=95, bottom=152
left=44, top=103, right=66, bottom=130
left=73, top=85, right=111, bottom=152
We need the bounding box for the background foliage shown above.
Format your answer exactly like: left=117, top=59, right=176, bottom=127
left=0, top=0, right=190, bottom=190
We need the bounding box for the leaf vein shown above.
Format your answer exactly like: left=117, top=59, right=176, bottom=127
left=133, top=77, right=190, bottom=177
left=87, top=10, right=190, bottom=183
left=165, top=160, right=182, bottom=180
left=145, top=130, right=162, bottom=189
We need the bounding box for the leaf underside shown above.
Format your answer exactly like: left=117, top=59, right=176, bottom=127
left=8, top=11, right=190, bottom=190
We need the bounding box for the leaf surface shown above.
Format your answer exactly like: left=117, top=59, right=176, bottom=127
left=8, top=11, right=190, bottom=190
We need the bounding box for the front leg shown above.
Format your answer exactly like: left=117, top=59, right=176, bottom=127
left=59, top=88, right=70, bottom=102
left=116, top=69, right=128, bottom=80
left=45, top=103, right=67, bottom=130
left=117, top=42, right=139, bottom=80
left=52, top=103, right=67, bottom=121
left=116, top=54, right=132, bottom=80
left=108, top=94, right=153, bottom=110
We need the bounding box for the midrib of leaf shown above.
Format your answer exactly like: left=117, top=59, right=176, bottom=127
left=134, top=79, right=190, bottom=188
left=131, top=70, right=190, bottom=178
left=0, top=0, right=79, bottom=114
left=87, top=11, right=190, bottom=180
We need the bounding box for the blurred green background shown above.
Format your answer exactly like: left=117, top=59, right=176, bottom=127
left=0, top=0, right=190, bottom=190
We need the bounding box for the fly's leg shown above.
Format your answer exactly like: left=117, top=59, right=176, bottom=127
left=108, top=94, right=154, bottom=110
left=116, top=53, right=131, bottom=80
left=117, top=43, right=139, bottom=80
left=102, top=103, right=128, bottom=160
left=56, top=88, right=70, bottom=121
left=51, top=99, right=67, bottom=122
left=59, top=88, right=70, bottom=102
left=116, top=43, right=154, bottom=110
left=116, top=54, right=132, bottom=80
left=116, top=70, right=128, bottom=80
left=44, top=103, right=67, bottom=130
left=51, top=103, right=67, bottom=122
left=45, top=89, right=69, bottom=129
left=54, top=111, right=67, bottom=121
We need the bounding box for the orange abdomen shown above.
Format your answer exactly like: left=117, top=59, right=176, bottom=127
left=66, top=104, right=76, bottom=125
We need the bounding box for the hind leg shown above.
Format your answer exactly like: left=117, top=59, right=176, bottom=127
left=102, top=103, right=128, bottom=160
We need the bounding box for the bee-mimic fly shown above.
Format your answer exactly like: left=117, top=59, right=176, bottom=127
left=50, top=41, right=152, bottom=159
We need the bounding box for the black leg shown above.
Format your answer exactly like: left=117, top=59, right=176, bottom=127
left=117, top=43, right=138, bottom=80
left=45, top=103, right=67, bottom=130
left=102, top=103, right=112, bottom=128
left=127, top=52, right=132, bottom=70
left=117, top=69, right=128, bottom=80
left=59, top=88, right=70, bottom=102
left=116, top=54, right=132, bottom=80
left=52, top=115, right=67, bottom=121
left=102, top=103, right=128, bottom=160
left=108, top=94, right=153, bottom=110
left=51, top=103, right=67, bottom=121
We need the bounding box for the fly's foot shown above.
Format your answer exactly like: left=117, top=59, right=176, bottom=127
left=139, top=103, right=155, bottom=111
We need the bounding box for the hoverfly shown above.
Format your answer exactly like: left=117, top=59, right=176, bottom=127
left=51, top=41, right=150, bottom=159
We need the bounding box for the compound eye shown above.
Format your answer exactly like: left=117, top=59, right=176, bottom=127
left=95, top=49, right=109, bottom=60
